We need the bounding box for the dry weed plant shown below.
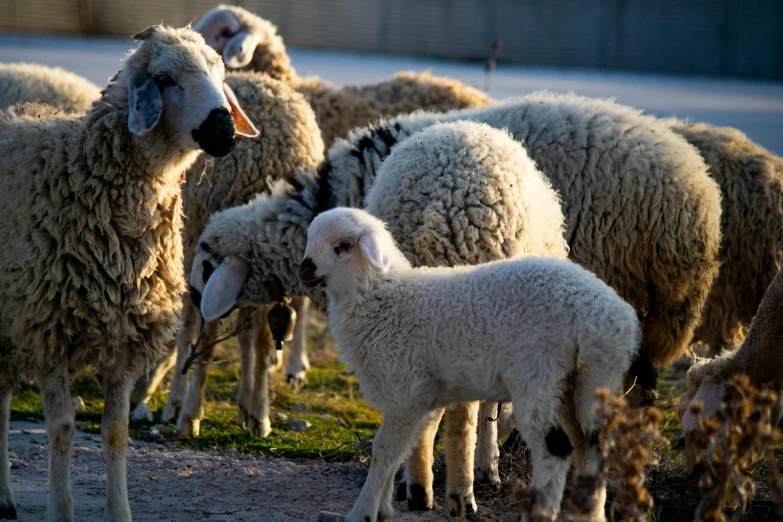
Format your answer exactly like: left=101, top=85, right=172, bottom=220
left=688, top=374, right=780, bottom=522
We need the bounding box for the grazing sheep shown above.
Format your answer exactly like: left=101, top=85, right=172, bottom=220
left=301, top=207, right=640, bottom=522
left=194, top=4, right=493, bottom=147
left=151, top=71, right=325, bottom=436
left=191, top=92, right=722, bottom=512
left=679, top=264, right=783, bottom=474
left=667, top=121, right=783, bottom=357
left=0, top=62, right=100, bottom=113
left=0, top=25, right=258, bottom=522
left=191, top=121, right=568, bottom=514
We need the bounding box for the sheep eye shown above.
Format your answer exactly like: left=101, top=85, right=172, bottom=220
left=335, top=241, right=353, bottom=255
left=220, top=29, right=236, bottom=38
left=153, top=72, right=177, bottom=90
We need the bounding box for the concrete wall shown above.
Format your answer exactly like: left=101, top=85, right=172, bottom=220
left=1, top=0, right=781, bottom=79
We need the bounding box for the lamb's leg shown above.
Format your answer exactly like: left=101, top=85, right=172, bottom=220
left=286, top=296, right=310, bottom=388
left=177, top=318, right=220, bottom=436
left=445, top=401, right=479, bottom=517
left=235, top=308, right=258, bottom=427
left=161, top=301, right=200, bottom=423
left=130, top=340, right=176, bottom=420
left=475, top=401, right=501, bottom=489
left=100, top=351, right=143, bottom=522
left=247, top=308, right=273, bottom=437
left=401, top=408, right=444, bottom=511
left=514, top=404, right=572, bottom=520
left=346, top=410, right=439, bottom=522
left=0, top=382, right=16, bottom=520
left=37, top=362, right=75, bottom=522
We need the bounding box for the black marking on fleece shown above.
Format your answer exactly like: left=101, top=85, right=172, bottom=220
left=313, top=160, right=333, bottom=215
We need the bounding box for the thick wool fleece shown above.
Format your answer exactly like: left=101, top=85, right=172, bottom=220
left=182, top=71, right=324, bottom=273
left=0, top=63, right=100, bottom=113
left=320, top=92, right=722, bottom=368
left=667, top=121, right=783, bottom=354
left=0, top=29, right=218, bottom=373
left=365, top=121, right=568, bottom=268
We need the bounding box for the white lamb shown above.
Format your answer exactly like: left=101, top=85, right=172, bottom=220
left=301, top=207, right=641, bottom=522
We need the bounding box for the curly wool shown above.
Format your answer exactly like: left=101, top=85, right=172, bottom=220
left=182, top=71, right=324, bottom=272
left=0, top=62, right=100, bottom=113
left=365, top=121, right=568, bottom=268
left=668, top=121, right=783, bottom=354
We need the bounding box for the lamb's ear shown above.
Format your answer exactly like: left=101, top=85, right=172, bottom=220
left=224, top=30, right=261, bottom=68
left=200, top=256, right=249, bottom=321
left=128, top=75, right=163, bottom=136
left=223, top=82, right=259, bottom=137
left=359, top=232, right=391, bottom=273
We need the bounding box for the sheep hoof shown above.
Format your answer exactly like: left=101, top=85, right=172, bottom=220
left=131, top=402, right=153, bottom=422
left=394, top=481, right=407, bottom=501
left=0, top=500, right=17, bottom=520
left=247, top=415, right=272, bottom=438
left=407, top=484, right=432, bottom=511
left=160, top=402, right=180, bottom=424
left=236, top=405, right=249, bottom=428
left=474, top=467, right=500, bottom=490
left=177, top=415, right=200, bottom=437
left=287, top=371, right=306, bottom=390
left=448, top=490, right=477, bottom=518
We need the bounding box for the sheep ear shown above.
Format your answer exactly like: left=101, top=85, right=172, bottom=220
left=133, top=25, right=160, bottom=41
left=359, top=233, right=391, bottom=273
left=223, top=30, right=260, bottom=68
left=223, top=82, right=259, bottom=138
left=127, top=76, right=163, bottom=136
left=200, top=256, right=249, bottom=321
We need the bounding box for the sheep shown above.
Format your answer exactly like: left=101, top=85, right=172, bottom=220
left=665, top=121, right=783, bottom=357
left=149, top=71, right=325, bottom=437
left=189, top=92, right=722, bottom=512
left=678, top=263, right=783, bottom=474
left=0, top=62, right=101, bottom=113
left=0, top=25, right=258, bottom=522
left=194, top=4, right=493, bottom=147
left=301, top=207, right=641, bottom=522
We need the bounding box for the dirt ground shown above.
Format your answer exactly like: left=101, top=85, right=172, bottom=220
left=7, top=421, right=520, bottom=522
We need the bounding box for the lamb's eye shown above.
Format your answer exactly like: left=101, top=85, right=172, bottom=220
left=335, top=241, right=353, bottom=255
left=220, top=29, right=236, bottom=38
left=153, top=72, right=177, bottom=90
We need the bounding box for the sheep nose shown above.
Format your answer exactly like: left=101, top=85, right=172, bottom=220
left=192, top=108, right=236, bottom=158
left=299, top=258, right=325, bottom=288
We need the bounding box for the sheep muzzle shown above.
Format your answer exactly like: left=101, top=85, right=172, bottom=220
left=299, top=258, right=325, bottom=288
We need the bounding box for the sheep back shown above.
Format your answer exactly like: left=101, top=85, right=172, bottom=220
left=670, top=121, right=783, bottom=353
left=0, top=63, right=100, bottom=113
left=365, top=121, right=568, bottom=269
left=182, top=71, right=324, bottom=273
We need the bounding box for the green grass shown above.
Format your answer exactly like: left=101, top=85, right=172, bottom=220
left=10, top=312, right=383, bottom=460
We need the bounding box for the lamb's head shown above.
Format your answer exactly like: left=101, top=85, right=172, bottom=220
left=677, top=354, right=735, bottom=474
left=301, top=208, right=410, bottom=295
left=194, top=5, right=279, bottom=69
left=112, top=24, right=258, bottom=157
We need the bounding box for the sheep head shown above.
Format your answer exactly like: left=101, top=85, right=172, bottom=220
left=194, top=5, right=277, bottom=69
left=301, top=208, right=410, bottom=296
left=111, top=24, right=258, bottom=156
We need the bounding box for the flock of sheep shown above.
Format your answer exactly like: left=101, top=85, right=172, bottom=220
left=0, top=4, right=782, bottom=522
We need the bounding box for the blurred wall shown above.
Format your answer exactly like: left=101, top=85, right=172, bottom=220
left=1, top=0, right=781, bottom=79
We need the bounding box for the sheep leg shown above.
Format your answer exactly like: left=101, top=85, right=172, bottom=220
left=130, top=340, right=176, bottom=421
left=445, top=401, right=479, bottom=517
left=235, top=308, right=258, bottom=427
left=346, top=410, right=440, bottom=522
left=100, top=352, right=143, bottom=522
left=514, top=403, right=572, bottom=521
left=0, top=382, right=16, bottom=520
left=37, top=362, right=75, bottom=522
left=400, top=407, right=444, bottom=510
left=286, top=296, right=310, bottom=388
left=475, top=401, right=501, bottom=489
left=177, top=319, right=220, bottom=436
left=161, top=300, right=200, bottom=423
left=247, top=308, right=273, bottom=437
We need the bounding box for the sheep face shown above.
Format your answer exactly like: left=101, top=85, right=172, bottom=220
left=194, top=5, right=263, bottom=68
left=123, top=25, right=258, bottom=157
left=301, top=208, right=402, bottom=295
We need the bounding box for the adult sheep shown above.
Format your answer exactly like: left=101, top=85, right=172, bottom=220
left=189, top=92, right=721, bottom=512
left=0, top=62, right=100, bottom=113
left=192, top=120, right=570, bottom=515
left=194, top=4, right=493, bottom=147
left=0, top=25, right=258, bottom=522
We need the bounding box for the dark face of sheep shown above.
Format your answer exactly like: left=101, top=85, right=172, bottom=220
left=125, top=25, right=259, bottom=157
